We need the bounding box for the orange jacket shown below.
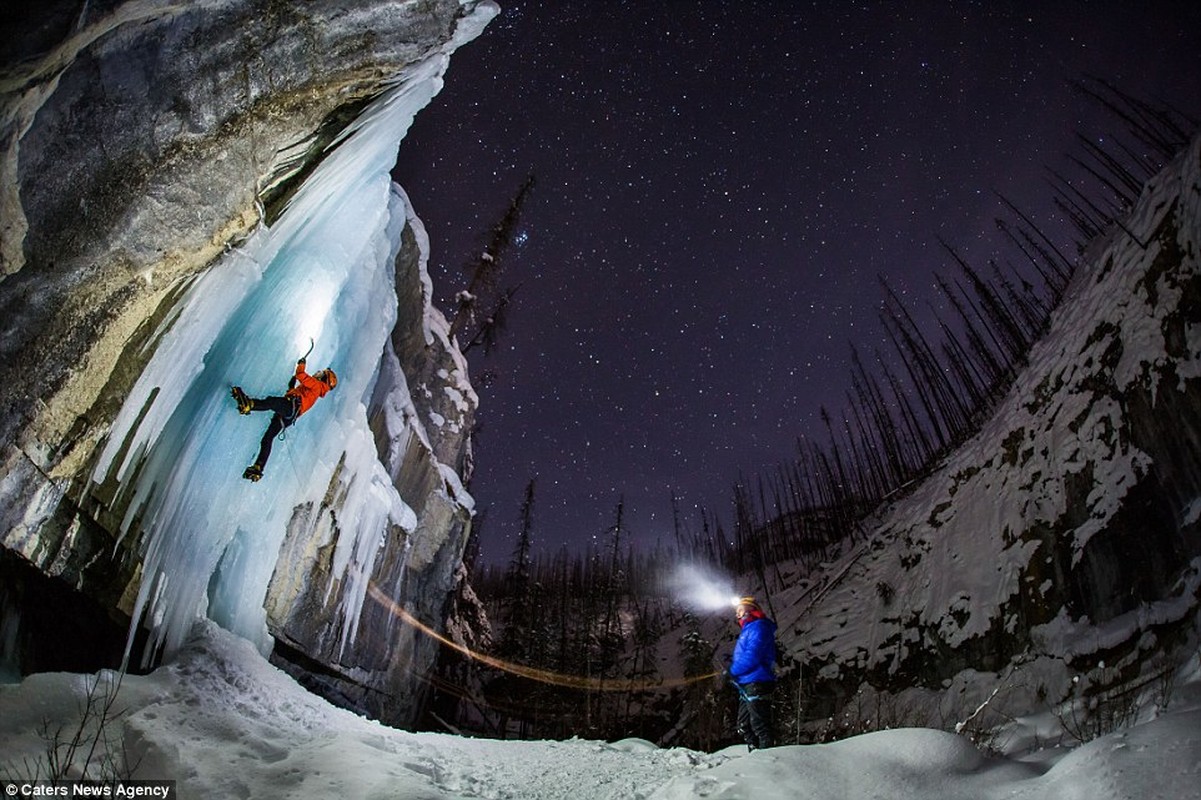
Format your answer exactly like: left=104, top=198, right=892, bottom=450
left=285, top=361, right=330, bottom=416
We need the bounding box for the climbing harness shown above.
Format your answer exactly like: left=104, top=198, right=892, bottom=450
left=735, top=683, right=764, bottom=702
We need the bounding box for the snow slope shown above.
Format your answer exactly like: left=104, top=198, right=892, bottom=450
left=759, top=133, right=1201, bottom=734
left=2, top=622, right=1199, bottom=799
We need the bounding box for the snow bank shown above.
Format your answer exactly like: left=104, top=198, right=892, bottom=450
left=2, top=623, right=1198, bottom=799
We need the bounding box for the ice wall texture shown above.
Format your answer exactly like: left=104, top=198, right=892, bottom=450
left=92, top=75, right=420, bottom=662
left=780, top=135, right=1201, bottom=722
left=0, top=0, right=483, bottom=460
left=0, top=1, right=494, bottom=724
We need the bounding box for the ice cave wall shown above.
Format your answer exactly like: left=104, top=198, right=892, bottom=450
left=0, top=0, right=491, bottom=726
left=777, top=134, right=1201, bottom=724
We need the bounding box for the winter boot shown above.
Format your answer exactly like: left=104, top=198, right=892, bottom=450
left=242, top=464, right=263, bottom=482
left=231, top=386, right=253, bottom=415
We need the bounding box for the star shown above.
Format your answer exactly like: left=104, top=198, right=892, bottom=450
left=394, top=0, right=1201, bottom=562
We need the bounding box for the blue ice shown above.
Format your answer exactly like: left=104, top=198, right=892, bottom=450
left=91, top=46, right=462, bottom=668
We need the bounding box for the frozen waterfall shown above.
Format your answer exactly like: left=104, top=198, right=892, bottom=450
left=89, top=8, right=492, bottom=668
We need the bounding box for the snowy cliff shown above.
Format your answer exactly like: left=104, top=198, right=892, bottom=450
left=775, top=133, right=1201, bottom=732
left=0, top=0, right=495, bottom=725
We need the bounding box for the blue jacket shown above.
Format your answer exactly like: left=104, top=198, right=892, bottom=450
left=730, top=614, right=777, bottom=685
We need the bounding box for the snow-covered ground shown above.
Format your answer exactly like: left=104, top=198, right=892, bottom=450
left=2, top=621, right=1198, bottom=799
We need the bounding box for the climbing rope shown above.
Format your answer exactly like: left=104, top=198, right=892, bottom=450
left=365, top=580, right=720, bottom=692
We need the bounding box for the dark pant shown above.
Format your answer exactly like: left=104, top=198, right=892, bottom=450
left=736, top=681, right=774, bottom=750
left=249, top=395, right=299, bottom=470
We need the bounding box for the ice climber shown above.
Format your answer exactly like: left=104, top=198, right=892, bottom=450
left=729, top=595, right=777, bottom=750
left=230, top=357, right=337, bottom=482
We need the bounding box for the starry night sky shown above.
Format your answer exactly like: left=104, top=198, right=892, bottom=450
left=392, top=1, right=1201, bottom=563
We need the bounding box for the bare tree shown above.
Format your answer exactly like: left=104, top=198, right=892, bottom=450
left=450, top=174, right=537, bottom=353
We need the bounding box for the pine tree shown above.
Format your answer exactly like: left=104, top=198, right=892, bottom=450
left=676, top=613, right=723, bottom=750
left=486, top=479, right=539, bottom=738
left=497, top=479, right=536, bottom=659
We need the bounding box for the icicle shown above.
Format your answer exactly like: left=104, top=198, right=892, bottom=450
left=87, top=9, right=493, bottom=667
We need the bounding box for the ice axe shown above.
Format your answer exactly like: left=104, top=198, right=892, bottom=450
left=286, top=338, right=315, bottom=393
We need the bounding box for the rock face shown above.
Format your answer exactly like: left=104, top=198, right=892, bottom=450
left=0, top=0, right=491, bottom=726
left=778, top=136, right=1201, bottom=732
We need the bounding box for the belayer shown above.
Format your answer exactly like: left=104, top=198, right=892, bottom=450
left=729, top=595, right=777, bottom=750
left=230, top=356, right=337, bottom=482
